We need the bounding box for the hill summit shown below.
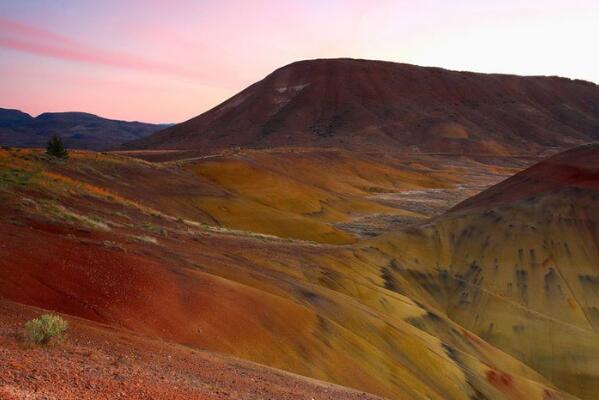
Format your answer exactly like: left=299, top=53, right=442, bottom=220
left=126, top=58, right=599, bottom=155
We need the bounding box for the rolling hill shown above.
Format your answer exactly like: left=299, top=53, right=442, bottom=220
left=4, top=60, right=599, bottom=399
left=366, top=143, right=599, bottom=399
left=125, top=58, right=599, bottom=156
left=0, top=108, right=170, bottom=150
left=0, top=145, right=592, bottom=399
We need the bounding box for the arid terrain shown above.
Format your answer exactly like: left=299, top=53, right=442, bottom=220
left=2, top=59, right=599, bottom=400
left=1, top=142, right=596, bottom=400
left=0, top=299, right=384, bottom=400
left=126, top=58, right=599, bottom=156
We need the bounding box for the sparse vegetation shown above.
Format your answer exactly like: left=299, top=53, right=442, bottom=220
left=103, top=240, right=125, bottom=252
left=0, top=168, right=34, bottom=188
left=46, top=136, right=69, bottom=159
left=38, top=200, right=111, bottom=231
left=141, top=222, right=157, bottom=232
left=25, top=314, right=69, bottom=345
left=132, top=234, right=158, bottom=244
left=114, top=211, right=131, bottom=220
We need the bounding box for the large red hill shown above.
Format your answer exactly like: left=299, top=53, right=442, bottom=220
left=126, top=58, right=599, bottom=155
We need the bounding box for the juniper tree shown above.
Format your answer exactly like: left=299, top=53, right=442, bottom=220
left=46, top=136, right=68, bottom=158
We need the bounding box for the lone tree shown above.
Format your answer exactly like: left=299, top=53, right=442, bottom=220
left=46, top=136, right=68, bottom=159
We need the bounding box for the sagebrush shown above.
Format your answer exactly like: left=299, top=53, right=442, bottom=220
left=25, top=314, right=69, bottom=345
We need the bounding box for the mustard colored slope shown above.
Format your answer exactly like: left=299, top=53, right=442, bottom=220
left=206, top=243, right=580, bottom=400
left=365, top=145, right=599, bottom=399
left=35, top=149, right=438, bottom=244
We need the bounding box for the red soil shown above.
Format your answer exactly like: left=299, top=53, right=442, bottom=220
left=0, top=192, right=394, bottom=397
left=0, top=299, right=383, bottom=400
left=486, top=370, right=514, bottom=390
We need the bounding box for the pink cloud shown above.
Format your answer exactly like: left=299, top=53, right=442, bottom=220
left=0, top=16, right=75, bottom=47
left=0, top=16, right=213, bottom=83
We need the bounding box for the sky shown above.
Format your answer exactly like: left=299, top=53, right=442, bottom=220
left=0, top=0, right=598, bottom=123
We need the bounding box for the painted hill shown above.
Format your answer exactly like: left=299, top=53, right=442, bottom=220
left=367, top=144, right=599, bottom=399
left=1, top=146, right=576, bottom=400
left=452, top=143, right=599, bottom=211
left=0, top=108, right=171, bottom=150
left=126, top=58, right=599, bottom=155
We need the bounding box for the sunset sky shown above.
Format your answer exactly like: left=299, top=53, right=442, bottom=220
left=1, top=0, right=597, bottom=123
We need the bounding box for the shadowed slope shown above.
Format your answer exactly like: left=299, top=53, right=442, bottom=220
left=126, top=58, right=599, bottom=156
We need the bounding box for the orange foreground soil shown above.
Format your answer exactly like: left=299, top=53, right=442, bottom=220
left=0, top=299, right=382, bottom=400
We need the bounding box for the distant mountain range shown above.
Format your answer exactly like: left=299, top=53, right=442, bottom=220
left=0, top=108, right=172, bottom=150
left=126, top=58, right=599, bottom=156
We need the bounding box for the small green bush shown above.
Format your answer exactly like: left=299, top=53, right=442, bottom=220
left=25, top=314, right=69, bottom=345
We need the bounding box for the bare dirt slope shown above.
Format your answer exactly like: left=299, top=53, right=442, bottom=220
left=0, top=299, right=384, bottom=400
left=125, top=58, right=599, bottom=156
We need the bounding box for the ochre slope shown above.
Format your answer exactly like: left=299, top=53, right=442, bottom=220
left=21, top=147, right=520, bottom=244
left=125, top=58, right=599, bottom=156
left=14, top=148, right=403, bottom=244
left=364, top=144, right=599, bottom=399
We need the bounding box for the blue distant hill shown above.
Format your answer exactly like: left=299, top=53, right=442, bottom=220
left=0, top=108, right=173, bottom=150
